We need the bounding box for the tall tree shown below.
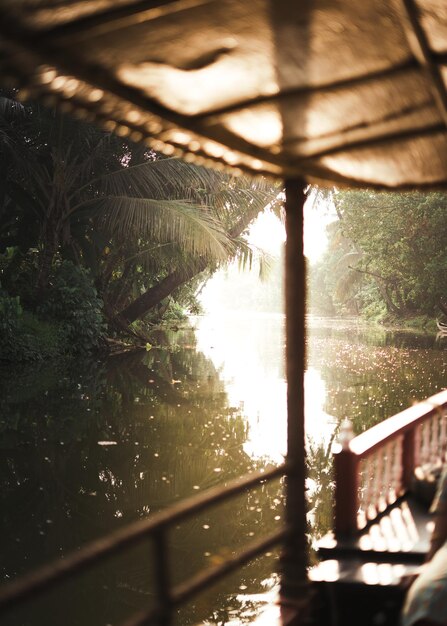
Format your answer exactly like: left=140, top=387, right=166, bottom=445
left=322, top=190, right=447, bottom=318
left=0, top=94, right=281, bottom=326
left=116, top=174, right=280, bottom=325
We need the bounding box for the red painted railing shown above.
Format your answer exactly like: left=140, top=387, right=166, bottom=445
left=333, top=389, right=447, bottom=536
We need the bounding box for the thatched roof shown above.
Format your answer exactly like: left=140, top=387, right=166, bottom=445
left=1, top=0, right=447, bottom=188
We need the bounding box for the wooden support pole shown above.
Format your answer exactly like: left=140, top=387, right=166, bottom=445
left=153, top=529, right=172, bottom=626
left=281, top=179, right=309, bottom=607
left=333, top=447, right=359, bottom=536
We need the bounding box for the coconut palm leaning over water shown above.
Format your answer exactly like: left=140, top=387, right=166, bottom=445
left=0, top=91, right=282, bottom=352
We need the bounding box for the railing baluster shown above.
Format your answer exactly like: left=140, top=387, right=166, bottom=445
left=358, top=458, right=367, bottom=529
left=394, top=435, right=404, bottom=495
left=384, top=442, right=393, bottom=505
left=440, top=412, right=447, bottom=462
left=430, top=413, right=440, bottom=465
left=422, top=420, right=431, bottom=466
left=402, top=429, right=415, bottom=491
left=376, top=449, right=386, bottom=513
left=153, top=529, right=171, bottom=626
left=366, top=455, right=377, bottom=520
left=414, top=422, right=422, bottom=468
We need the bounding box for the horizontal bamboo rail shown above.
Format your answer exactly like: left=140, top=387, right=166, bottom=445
left=333, top=389, right=447, bottom=536
left=0, top=463, right=288, bottom=625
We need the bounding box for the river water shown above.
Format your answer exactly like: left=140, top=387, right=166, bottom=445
left=1, top=315, right=447, bottom=625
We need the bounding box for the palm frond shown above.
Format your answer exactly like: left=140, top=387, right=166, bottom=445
left=334, top=269, right=362, bottom=303
left=85, top=196, right=235, bottom=262
left=0, top=94, right=27, bottom=121
left=335, top=251, right=363, bottom=270
left=73, top=157, right=222, bottom=203
left=257, top=250, right=274, bottom=281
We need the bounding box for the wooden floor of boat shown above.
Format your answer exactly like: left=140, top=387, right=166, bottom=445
left=309, top=495, right=431, bottom=626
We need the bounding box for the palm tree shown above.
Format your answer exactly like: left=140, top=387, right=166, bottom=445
left=0, top=94, right=281, bottom=326
left=110, top=168, right=281, bottom=324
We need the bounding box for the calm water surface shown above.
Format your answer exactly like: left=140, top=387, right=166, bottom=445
left=1, top=315, right=447, bottom=625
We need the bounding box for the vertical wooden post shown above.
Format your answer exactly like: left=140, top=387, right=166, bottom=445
left=153, top=529, right=171, bottom=626
left=281, top=179, right=309, bottom=607
left=333, top=446, right=359, bottom=536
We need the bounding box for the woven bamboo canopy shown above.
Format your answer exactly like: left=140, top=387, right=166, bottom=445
left=1, top=0, right=446, bottom=189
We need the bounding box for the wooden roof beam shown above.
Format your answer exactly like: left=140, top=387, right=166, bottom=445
left=399, top=0, right=447, bottom=128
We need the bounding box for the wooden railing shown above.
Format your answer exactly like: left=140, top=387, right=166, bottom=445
left=0, top=464, right=289, bottom=626
left=333, top=389, right=447, bottom=536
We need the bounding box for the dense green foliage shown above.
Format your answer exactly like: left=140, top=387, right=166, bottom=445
left=0, top=260, right=104, bottom=359
left=0, top=285, right=21, bottom=352
left=0, top=92, right=280, bottom=359
left=37, top=261, right=105, bottom=353
left=0, top=284, right=61, bottom=360
left=309, top=190, right=447, bottom=323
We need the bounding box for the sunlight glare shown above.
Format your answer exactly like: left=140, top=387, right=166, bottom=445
left=194, top=316, right=338, bottom=464
left=246, top=193, right=333, bottom=263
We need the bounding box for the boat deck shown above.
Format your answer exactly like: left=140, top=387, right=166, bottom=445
left=309, top=494, right=431, bottom=625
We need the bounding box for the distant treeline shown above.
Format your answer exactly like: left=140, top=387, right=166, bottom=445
left=308, top=190, right=447, bottom=324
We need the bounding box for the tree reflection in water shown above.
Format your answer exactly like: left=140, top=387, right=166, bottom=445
left=0, top=329, right=284, bottom=626
left=2, top=318, right=443, bottom=624
left=306, top=318, right=447, bottom=549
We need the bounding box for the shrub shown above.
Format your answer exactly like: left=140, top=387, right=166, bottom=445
left=15, top=312, right=62, bottom=360
left=0, top=248, right=39, bottom=308
left=0, top=286, right=61, bottom=361
left=0, top=285, right=22, bottom=357
left=37, top=261, right=105, bottom=354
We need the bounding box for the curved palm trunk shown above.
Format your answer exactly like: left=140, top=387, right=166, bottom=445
left=119, top=258, right=207, bottom=324
left=116, top=201, right=266, bottom=325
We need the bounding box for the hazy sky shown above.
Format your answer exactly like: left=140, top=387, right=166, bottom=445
left=247, top=193, right=334, bottom=264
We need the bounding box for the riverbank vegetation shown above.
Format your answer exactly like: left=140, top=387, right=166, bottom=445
left=309, top=190, right=447, bottom=329
left=3, top=88, right=444, bottom=362
left=0, top=91, right=281, bottom=360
